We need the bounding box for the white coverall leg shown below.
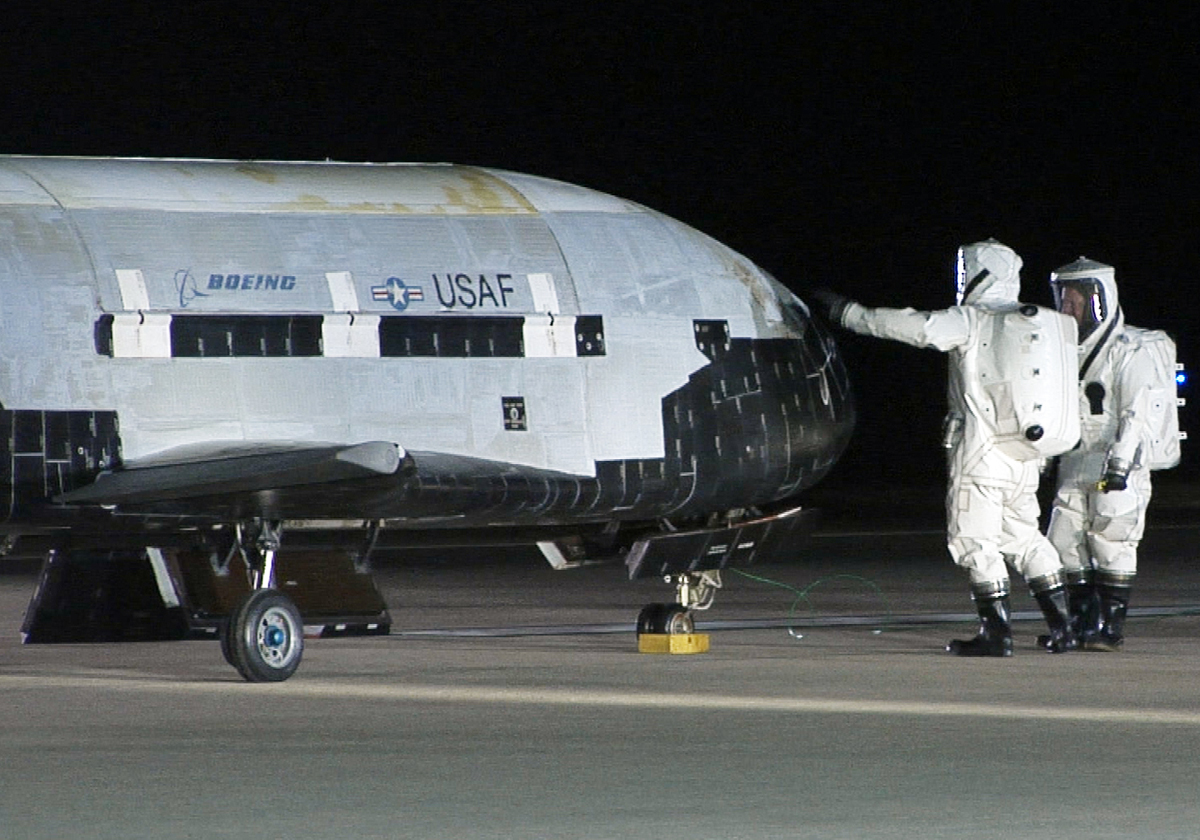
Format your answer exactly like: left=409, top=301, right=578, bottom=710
left=948, top=446, right=1065, bottom=594
left=1048, top=458, right=1150, bottom=648
left=1048, top=467, right=1151, bottom=579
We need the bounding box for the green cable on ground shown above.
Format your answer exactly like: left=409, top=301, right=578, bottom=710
left=729, top=569, right=894, bottom=638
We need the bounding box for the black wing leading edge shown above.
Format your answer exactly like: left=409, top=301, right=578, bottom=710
left=55, top=441, right=403, bottom=506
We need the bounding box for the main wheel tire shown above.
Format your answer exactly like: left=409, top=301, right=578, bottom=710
left=227, top=589, right=304, bottom=682
left=219, top=616, right=237, bottom=667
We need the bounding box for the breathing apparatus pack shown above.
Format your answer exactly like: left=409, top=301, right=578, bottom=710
left=1116, top=327, right=1184, bottom=470
left=977, top=304, right=1081, bottom=460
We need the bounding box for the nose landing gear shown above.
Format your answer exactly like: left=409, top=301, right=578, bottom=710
left=636, top=570, right=720, bottom=640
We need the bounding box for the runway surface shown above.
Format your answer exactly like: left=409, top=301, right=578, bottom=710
left=2, top=516, right=1200, bottom=839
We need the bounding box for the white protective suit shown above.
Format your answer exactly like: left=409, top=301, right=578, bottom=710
left=1047, top=259, right=1155, bottom=584
left=839, top=241, right=1068, bottom=598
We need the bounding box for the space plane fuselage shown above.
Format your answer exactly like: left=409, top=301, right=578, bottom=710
left=0, top=156, right=853, bottom=532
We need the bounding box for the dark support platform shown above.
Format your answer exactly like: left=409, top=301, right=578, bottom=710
left=22, top=547, right=392, bottom=643
left=22, top=549, right=191, bottom=642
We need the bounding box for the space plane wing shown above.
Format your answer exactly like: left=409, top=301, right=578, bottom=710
left=54, top=440, right=602, bottom=524
left=55, top=440, right=404, bottom=506
left=0, top=155, right=856, bottom=682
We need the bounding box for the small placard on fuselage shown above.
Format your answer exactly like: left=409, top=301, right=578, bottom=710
left=502, top=397, right=527, bottom=431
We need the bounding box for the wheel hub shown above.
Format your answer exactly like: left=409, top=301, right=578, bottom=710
left=256, top=607, right=298, bottom=667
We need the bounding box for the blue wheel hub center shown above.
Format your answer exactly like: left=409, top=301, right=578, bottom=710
left=265, top=626, right=287, bottom=648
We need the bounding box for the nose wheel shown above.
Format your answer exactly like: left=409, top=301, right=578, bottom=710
left=637, top=602, right=695, bottom=636
left=636, top=570, right=720, bottom=640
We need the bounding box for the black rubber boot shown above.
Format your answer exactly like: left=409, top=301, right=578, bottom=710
left=1038, top=571, right=1096, bottom=648
left=1034, top=586, right=1079, bottom=653
left=947, top=595, right=1013, bottom=657
left=1067, top=578, right=1100, bottom=642
left=1086, top=581, right=1132, bottom=652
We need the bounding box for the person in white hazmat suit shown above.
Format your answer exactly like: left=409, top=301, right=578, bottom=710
left=1047, top=258, right=1157, bottom=651
left=814, top=240, right=1078, bottom=656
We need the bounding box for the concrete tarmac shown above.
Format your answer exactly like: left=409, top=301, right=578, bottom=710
left=2, top=521, right=1200, bottom=839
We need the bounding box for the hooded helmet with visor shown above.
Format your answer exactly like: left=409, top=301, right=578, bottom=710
left=955, top=239, right=1022, bottom=307
left=1049, top=257, right=1116, bottom=343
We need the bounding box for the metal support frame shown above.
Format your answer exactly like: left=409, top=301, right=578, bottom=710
left=670, top=570, right=722, bottom=611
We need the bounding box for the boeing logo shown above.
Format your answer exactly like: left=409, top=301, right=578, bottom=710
left=372, top=277, right=425, bottom=311
left=175, top=270, right=209, bottom=309
left=175, top=270, right=298, bottom=307
left=208, top=273, right=297, bottom=291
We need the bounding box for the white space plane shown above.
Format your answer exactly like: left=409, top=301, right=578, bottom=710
left=0, top=156, right=854, bottom=680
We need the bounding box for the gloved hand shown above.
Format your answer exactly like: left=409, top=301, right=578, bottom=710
left=811, top=288, right=852, bottom=326
left=1097, top=458, right=1130, bottom=493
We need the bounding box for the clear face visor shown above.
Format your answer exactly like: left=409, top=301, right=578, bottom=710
left=954, top=246, right=991, bottom=305
left=1052, top=277, right=1107, bottom=341
left=954, top=247, right=968, bottom=304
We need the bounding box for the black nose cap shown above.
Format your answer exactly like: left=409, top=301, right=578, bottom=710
left=1024, top=425, right=1045, bottom=441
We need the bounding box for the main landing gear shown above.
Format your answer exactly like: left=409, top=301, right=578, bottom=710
left=218, top=521, right=304, bottom=682
left=636, top=570, right=721, bottom=639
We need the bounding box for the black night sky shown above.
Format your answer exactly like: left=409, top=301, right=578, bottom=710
left=4, top=3, right=1200, bottom=492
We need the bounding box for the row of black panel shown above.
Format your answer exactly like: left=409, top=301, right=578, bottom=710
left=93, top=314, right=606, bottom=358
left=0, top=408, right=122, bottom=519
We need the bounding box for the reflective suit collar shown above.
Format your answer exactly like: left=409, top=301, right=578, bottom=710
left=1079, top=268, right=1121, bottom=355
left=1079, top=303, right=1124, bottom=358
left=1079, top=305, right=1123, bottom=378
